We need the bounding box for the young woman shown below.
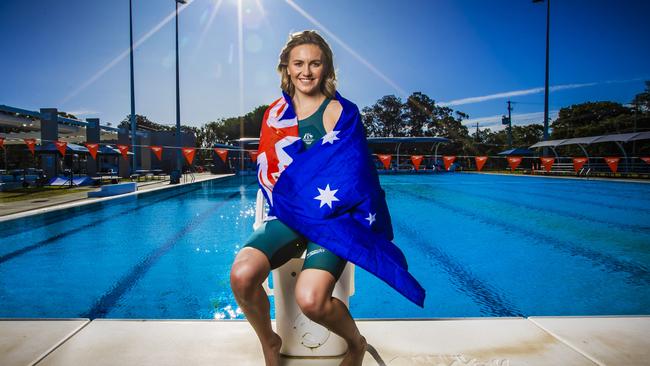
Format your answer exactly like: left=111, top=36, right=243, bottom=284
left=229, top=30, right=368, bottom=366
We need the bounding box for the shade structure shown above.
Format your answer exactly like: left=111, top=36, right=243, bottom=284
left=33, top=142, right=89, bottom=154
left=529, top=131, right=650, bottom=149
left=98, top=145, right=133, bottom=156
left=498, top=148, right=535, bottom=156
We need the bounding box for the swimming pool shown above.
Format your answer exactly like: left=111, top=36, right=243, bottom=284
left=1, top=173, right=649, bottom=319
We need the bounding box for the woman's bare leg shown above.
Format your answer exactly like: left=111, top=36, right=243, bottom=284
left=295, top=268, right=367, bottom=366
left=230, top=247, right=282, bottom=366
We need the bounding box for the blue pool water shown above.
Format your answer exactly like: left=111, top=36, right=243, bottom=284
left=1, top=173, right=649, bottom=319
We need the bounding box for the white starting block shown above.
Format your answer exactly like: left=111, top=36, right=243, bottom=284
left=253, top=189, right=356, bottom=357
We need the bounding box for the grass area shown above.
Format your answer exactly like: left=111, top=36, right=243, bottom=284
left=0, top=186, right=94, bottom=203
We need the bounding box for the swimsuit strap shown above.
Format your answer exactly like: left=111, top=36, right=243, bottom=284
left=298, top=98, right=331, bottom=122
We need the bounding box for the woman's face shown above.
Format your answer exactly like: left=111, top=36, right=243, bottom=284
left=287, top=44, right=324, bottom=96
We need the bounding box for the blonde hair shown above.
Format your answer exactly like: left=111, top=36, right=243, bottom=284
left=277, top=30, right=337, bottom=98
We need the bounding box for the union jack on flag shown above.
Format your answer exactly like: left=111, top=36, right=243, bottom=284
left=256, top=96, right=301, bottom=207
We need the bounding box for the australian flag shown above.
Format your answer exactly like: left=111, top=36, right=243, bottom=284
left=256, top=91, right=426, bottom=308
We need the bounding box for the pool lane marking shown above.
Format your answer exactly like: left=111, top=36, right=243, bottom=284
left=381, top=174, right=650, bottom=204
left=393, top=220, right=524, bottom=317
left=81, top=181, right=258, bottom=319
left=380, top=180, right=650, bottom=213
left=0, top=186, right=203, bottom=265
left=382, top=182, right=650, bottom=220
left=433, top=184, right=650, bottom=233
left=389, top=186, right=650, bottom=287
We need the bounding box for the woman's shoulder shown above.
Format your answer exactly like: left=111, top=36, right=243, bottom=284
left=326, top=98, right=343, bottom=114
left=323, top=99, right=343, bottom=132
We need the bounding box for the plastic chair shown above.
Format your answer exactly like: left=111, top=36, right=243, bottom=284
left=253, top=189, right=356, bottom=357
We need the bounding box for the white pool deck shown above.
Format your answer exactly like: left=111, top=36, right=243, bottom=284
left=1, top=316, right=649, bottom=365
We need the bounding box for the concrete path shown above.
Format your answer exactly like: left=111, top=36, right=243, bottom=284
left=1, top=316, right=648, bottom=365
left=0, top=173, right=232, bottom=221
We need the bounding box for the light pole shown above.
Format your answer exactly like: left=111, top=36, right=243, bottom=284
left=533, top=0, right=550, bottom=144
left=501, top=100, right=513, bottom=149
left=173, top=0, right=187, bottom=184
left=129, top=0, right=137, bottom=172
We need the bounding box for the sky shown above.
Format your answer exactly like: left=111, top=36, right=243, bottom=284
left=1, top=0, right=649, bottom=133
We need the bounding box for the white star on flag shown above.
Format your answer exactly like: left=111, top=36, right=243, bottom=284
left=314, top=184, right=340, bottom=208
left=365, top=212, right=376, bottom=226
left=321, top=130, right=340, bottom=145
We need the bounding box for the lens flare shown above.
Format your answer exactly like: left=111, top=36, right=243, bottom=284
left=60, top=0, right=195, bottom=105
left=283, top=0, right=407, bottom=97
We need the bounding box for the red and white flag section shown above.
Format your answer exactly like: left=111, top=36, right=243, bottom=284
left=410, top=155, right=423, bottom=171
left=443, top=156, right=456, bottom=171
left=214, top=148, right=228, bottom=162
left=24, top=139, right=36, bottom=156
left=377, top=154, right=392, bottom=169
left=604, top=157, right=620, bottom=173
left=149, top=146, right=163, bottom=161
left=475, top=156, right=488, bottom=171
left=85, top=143, right=98, bottom=160
left=540, top=157, right=554, bottom=173
left=182, top=148, right=196, bottom=165
left=55, top=141, right=67, bottom=157
left=507, top=156, right=522, bottom=171
left=573, top=157, right=587, bottom=172
left=116, top=144, right=129, bottom=160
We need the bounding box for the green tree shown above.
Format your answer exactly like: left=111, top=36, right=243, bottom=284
left=118, top=114, right=173, bottom=132
left=550, top=101, right=632, bottom=139
left=403, top=92, right=435, bottom=136
left=549, top=82, right=650, bottom=155
left=361, top=95, right=406, bottom=137
left=632, top=81, right=650, bottom=113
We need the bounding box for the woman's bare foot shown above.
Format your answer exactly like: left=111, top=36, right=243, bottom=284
left=339, top=335, right=367, bottom=366
left=261, top=332, right=283, bottom=366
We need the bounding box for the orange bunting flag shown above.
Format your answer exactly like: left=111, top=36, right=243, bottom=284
left=54, top=140, right=67, bottom=157
left=116, top=144, right=130, bottom=160
left=475, top=156, right=488, bottom=171
left=0, top=137, right=4, bottom=149
left=507, top=156, right=522, bottom=171
left=214, top=148, right=228, bottom=162
left=182, top=147, right=196, bottom=165
left=248, top=150, right=259, bottom=163
left=540, top=157, right=555, bottom=172
left=24, top=138, right=36, bottom=155
left=640, top=157, right=650, bottom=165
left=410, top=155, right=423, bottom=171
left=443, top=155, right=456, bottom=171
left=85, top=143, right=99, bottom=160
left=377, top=154, right=392, bottom=169
left=149, top=146, right=163, bottom=161
left=572, top=157, right=588, bottom=172
left=604, top=157, right=620, bottom=173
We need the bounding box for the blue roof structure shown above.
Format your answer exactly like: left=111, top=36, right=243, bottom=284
left=498, top=148, right=535, bottom=156
left=34, top=142, right=89, bottom=153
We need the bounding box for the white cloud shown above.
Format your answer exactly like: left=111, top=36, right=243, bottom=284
left=439, top=78, right=645, bottom=107
left=67, top=110, right=99, bottom=117
left=462, top=110, right=559, bottom=132
left=60, top=0, right=195, bottom=105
